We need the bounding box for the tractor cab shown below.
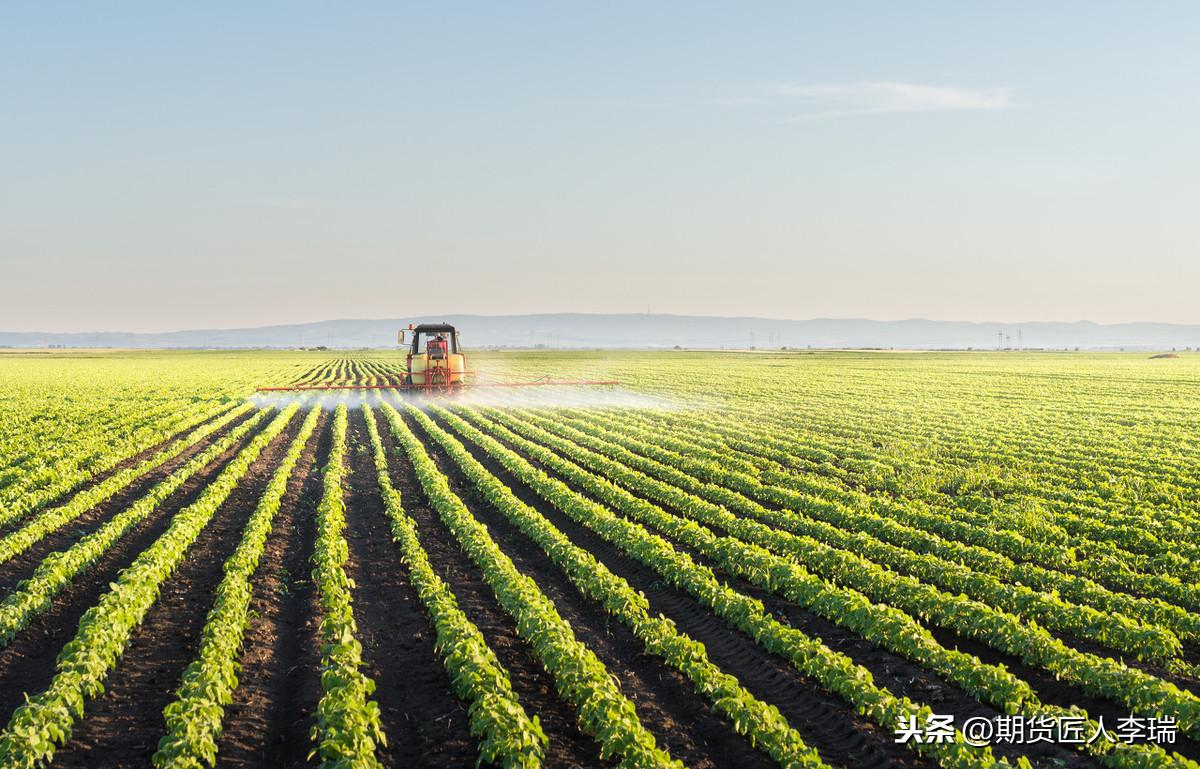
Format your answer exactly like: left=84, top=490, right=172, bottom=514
left=255, top=321, right=616, bottom=395
left=398, top=323, right=467, bottom=389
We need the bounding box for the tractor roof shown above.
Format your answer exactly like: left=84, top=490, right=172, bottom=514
left=413, top=323, right=457, bottom=333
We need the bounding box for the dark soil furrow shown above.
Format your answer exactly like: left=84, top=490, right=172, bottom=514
left=481, top=412, right=1186, bottom=767
left=214, top=412, right=329, bottom=769
left=1048, top=626, right=1200, bottom=696
left=579, top=456, right=1200, bottom=764
left=49, top=410, right=304, bottom=767
left=703, top=455, right=1200, bottom=695
left=375, top=407, right=608, bottom=769
left=435, top=409, right=979, bottom=769
left=0, top=414, right=270, bottom=728
left=0, top=404, right=243, bottom=541
left=341, top=410, right=477, bottom=768
left=657, top=533, right=1100, bottom=769
left=0, top=408, right=257, bottom=591
left=922, top=625, right=1200, bottom=764
left=413, top=411, right=776, bottom=769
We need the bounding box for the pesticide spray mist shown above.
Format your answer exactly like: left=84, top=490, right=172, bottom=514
left=248, top=385, right=683, bottom=413
left=250, top=350, right=704, bottom=413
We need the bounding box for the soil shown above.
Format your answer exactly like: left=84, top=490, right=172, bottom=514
left=340, top=409, right=477, bottom=768
left=373, top=407, right=610, bottom=769
left=0, top=414, right=268, bottom=728
left=410, top=409, right=778, bottom=769
left=0, top=400, right=1190, bottom=769
left=0, top=408, right=258, bottom=591
left=214, top=411, right=329, bottom=769
left=424, top=409, right=937, bottom=769
left=0, top=404, right=244, bottom=541
left=50, top=410, right=304, bottom=767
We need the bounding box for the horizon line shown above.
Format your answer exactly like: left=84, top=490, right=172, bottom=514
left=3, top=313, right=1200, bottom=337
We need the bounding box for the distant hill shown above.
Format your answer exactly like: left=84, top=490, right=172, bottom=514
left=2, top=314, right=1198, bottom=350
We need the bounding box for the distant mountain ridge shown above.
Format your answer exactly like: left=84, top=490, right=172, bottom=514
left=2, top=314, right=1198, bottom=350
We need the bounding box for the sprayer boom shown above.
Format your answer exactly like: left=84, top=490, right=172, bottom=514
left=255, top=379, right=619, bottom=393
left=258, top=321, right=619, bottom=395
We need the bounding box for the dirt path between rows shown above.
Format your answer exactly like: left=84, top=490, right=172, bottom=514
left=341, top=409, right=478, bottom=768
left=0, top=409, right=257, bottom=592
left=414, top=409, right=777, bottom=769
left=375, top=407, right=608, bottom=769
left=51, top=410, right=304, bottom=767
left=0, top=403, right=243, bottom=541
left=429, top=409, right=944, bottom=769
left=572, top=427, right=1195, bottom=766
left=215, top=411, right=328, bottom=769
left=0, top=416, right=268, bottom=729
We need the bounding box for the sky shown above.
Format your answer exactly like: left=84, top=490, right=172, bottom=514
left=2, top=3, right=1198, bottom=332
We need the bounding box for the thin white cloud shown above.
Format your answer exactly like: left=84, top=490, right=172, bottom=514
left=725, top=81, right=1015, bottom=121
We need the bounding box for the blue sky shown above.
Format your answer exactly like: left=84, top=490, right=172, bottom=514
left=2, top=3, right=1197, bottom=331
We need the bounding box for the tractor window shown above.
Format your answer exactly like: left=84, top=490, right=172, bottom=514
left=415, top=333, right=454, bottom=354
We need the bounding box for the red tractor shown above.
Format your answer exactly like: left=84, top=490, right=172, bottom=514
left=397, top=323, right=467, bottom=392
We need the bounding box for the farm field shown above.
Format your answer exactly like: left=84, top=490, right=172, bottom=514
left=0, top=349, right=1197, bottom=769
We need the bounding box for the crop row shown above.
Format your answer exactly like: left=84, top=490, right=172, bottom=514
left=451, top=406, right=1196, bottom=769
left=153, top=405, right=321, bottom=768
left=0, top=404, right=298, bottom=768
left=378, top=402, right=685, bottom=769
left=404, top=403, right=831, bottom=769
left=583, top=407, right=1200, bottom=648
left=0, top=404, right=254, bottom=568
left=480, top=407, right=1200, bottom=743
left=541, top=408, right=1185, bottom=663
left=0, top=400, right=241, bottom=531
left=430, top=405, right=1016, bottom=769
left=696, top=394, right=1200, bottom=581
left=0, top=351, right=296, bottom=528
left=595, top=406, right=1200, bottom=613
left=361, top=403, right=548, bottom=769
left=715, top=393, right=1200, bottom=541
left=0, top=408, right=272, bottom=646
left=308, top=404, right=387, bottom=769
